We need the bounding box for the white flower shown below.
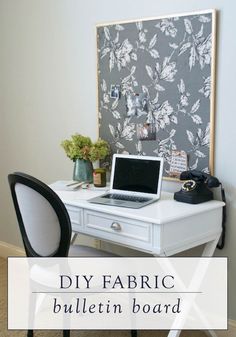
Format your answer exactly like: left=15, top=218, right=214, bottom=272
left=156, top=19, right=177, bottom=38
left=199, top=76, right=211, bottom=98
left=103, top=93, right=110, bottom=104
left=115, top=39, right=134, bottom=70
left=153, top=101, right=174, bottom=129
left=180, top=94, right=189, bottom=107
left=138, top=31, right=146, bottom=43
left=159, top=61, right=177, bottom=82
left=197, top=34, right=212, bottom=69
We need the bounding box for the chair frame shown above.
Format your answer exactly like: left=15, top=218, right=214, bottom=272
left=8, top=172, right=72, bottom=257
left=8, top=172, right=137, bottom=337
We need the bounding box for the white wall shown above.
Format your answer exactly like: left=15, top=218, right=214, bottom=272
left=0, top=0, right=235, bottom=319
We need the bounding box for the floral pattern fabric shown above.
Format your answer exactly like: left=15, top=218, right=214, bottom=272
left=97, top=11, right=215, bottom=177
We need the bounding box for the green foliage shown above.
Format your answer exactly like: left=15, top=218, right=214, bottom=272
left=61, top=133, right=110, bottom=162
left=89, top=139, right=110, bottom=162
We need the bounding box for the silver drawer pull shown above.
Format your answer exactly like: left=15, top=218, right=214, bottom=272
left=111, top=222, right=122, bottom=231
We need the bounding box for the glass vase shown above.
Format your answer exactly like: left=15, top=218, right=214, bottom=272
left=73, top=159, right=93, bottom=183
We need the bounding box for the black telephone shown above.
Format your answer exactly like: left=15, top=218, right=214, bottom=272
left=174, top=170, right=226, bottom=249
left=174, top=170, right=221, bottom=204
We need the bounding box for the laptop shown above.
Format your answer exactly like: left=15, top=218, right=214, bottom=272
left=88, top=154, right=164, bottom=209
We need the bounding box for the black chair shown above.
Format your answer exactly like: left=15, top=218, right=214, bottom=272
left=8, top=172, right=137, bottom=337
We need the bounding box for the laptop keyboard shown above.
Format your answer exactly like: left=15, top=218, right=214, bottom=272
left=103, top=194, right=151, bottom=203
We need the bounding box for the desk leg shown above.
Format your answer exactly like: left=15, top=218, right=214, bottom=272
left=167, top=330, right=181, bottom=337
left=202, top=234, right=221, bottom=257
left=202, top=235, right=221, bottom=337
left=165, top=235, right=221, bottom=337
left=167, top=330, right=218, bottom=337
left=204, top=330, right=219, bottom=337
left=71, top=233, right=78, bottom=245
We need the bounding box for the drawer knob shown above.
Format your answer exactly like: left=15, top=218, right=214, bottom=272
left=111, top=222, right=122, bottom=231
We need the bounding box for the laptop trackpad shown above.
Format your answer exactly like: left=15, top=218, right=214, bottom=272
left=106, top=200, right=124, bottom=205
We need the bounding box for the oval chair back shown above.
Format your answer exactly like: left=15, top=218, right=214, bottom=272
left=8, top=172, right=72, bottom=257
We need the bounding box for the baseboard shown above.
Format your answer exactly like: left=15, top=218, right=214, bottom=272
left=0, top=241, right=25, bottom=258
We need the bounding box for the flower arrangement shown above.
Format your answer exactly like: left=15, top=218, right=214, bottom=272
left=61, top=133, right=110, bottom=162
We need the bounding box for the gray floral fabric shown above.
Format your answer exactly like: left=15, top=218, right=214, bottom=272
left=97, top=11, right=214, bottom=177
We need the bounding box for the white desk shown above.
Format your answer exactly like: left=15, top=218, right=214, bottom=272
left=52, top=185, right=224, bottom=337
left=53, top=186, right=224, bottom=257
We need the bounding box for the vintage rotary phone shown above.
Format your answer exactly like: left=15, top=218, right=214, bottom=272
left=174, top=170, right=226, bottom=249
left=174, top=170, right=221, bottom=204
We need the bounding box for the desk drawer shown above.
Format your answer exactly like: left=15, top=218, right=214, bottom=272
left=84, top=210, right=152, bottom=250
left=65, top=205, right=83, bottom=231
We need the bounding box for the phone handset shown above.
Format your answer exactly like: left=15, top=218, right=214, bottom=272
left=180, top=170, right=221, bottom=189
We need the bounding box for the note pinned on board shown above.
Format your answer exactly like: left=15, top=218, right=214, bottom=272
left=169, top=150, right=188, bottom=178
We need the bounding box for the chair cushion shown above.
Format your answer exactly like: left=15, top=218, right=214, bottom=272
left=29, top=246, right=117, bottom=289
left=69, top=244, right=118, bottom=257
left=15, top=183, right=61, bottom=256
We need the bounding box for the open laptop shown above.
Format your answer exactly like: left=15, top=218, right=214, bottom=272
left=88, top=154, right=164, bottom=209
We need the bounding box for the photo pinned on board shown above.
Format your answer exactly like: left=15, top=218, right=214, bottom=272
left=126, top=93, right=148, bottom=117
left=137, top=123, right=156, bottom=141
left=110, top=85, right=121, bottom=99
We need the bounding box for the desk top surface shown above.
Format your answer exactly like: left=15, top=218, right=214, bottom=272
left=51, top=182, right=224, bottom=225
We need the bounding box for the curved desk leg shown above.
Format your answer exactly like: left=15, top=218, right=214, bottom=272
left=205, top=330, right=219, bottom=337
left=202, top=234, right=221, bottom=257
left=167, top=330, right=181, bottom=337
left=194, top=235, right=221, bottom=337
left=71, top=232, right=78, bottom=244
left=202, top=235, right=221, bottom=337
left=167, top=329, right=218, bottom=337
left=164, top=234, right=221, bottom=337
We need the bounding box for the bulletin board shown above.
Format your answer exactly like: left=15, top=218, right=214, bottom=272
left=96, top=9, right=216, bottom=179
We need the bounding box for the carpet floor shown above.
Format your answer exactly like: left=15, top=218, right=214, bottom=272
left=0, top=257, right=208, bottom=337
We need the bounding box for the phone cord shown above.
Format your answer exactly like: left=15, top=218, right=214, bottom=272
left=217, top=185, right=226, bottom=249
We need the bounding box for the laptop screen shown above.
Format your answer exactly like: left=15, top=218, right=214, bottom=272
left=112, top=156, right=162, bottom=194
